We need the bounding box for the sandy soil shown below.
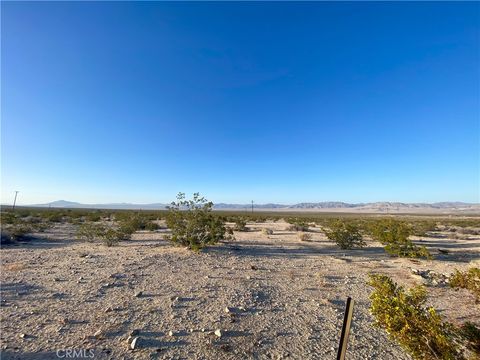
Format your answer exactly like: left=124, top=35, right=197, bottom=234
left=1, top=220, right=479, bottom=359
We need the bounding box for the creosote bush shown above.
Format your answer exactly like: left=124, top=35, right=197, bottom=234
left=459, top=322, right=480, bottom=355
left=368, top=274, right=470, bottom=360
left=370, top=219, right=431, bottom=258
left=76, top=223, right=128, bottom=246
left=234, top=218, right=248, bottom=232
left=449, top=267, right=480, bottom=301
left=286, top=218, right=309, bottom=232
left=323, top=220, right=365, bottom=249
left=117, top=213, right=159, bottom=235
left=165, top=193, right=226, bottom=251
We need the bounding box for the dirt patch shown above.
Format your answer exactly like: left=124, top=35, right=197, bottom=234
left=1, top=220, right=478, bottom=359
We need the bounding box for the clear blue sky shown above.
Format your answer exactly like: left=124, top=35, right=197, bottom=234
left=1, top=2, right=479, bottom=205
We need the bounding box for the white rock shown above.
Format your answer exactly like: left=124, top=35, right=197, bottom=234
left=214, top=329, right=222, bottom=338
left=130, top=336, right=140, bottom=350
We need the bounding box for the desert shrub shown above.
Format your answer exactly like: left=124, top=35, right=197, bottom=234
left=165, top=193, right=226, bottom=251
left=1, top=224, right=34, bottom=243
left=44, top=211, right=64, bottom=223
left=100, top=228, right=126, bottom=247
left=76, top=223, right=104, bottom=242
left=286, top=218, right=309, bottom=232
left=458, top=228, right=480, bottom=236
left=459, top=322, right=480, bottom=356
left=368, top=274, right=463, bottom=359
left=370, top=219, right=431, bottom=258
left=298, top=232, right=312, bottom=241
left=262, top=228, right=273, bottom=236
left=449, top=268, right=480, bottom=300
left=323, top=220, right=365, bottom=249
left=117, top=213, right=159, bottom=234
left=412, top=221, right=439, bottom=237
left=86, top=212, right=102, bottom=222
left=1, top=230, right=14, bottom=245
left=76, top=223, right=127, bottom=246
left=12, top=223, right=34, bottom=237
left=234, top=218, right=248, bottom=232
left=1, top=211, right=18, bottom=225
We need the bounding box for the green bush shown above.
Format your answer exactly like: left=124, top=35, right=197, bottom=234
left=86, top=212, right=102, bottom=222
left=234, top=218, right=247, bottom=231
left=2, top=224, right=34, bottom=242
left=370, top=219, right=431, bottom=258
left=368, top=274, right=462, bottom=359
left=286, top=218, right=309, bottom=232
left=449, top=268, right=480, bottom=300
left=459, top=322, right=480, bottom=356
left=117, top=213, right=159, bottom=234
left=76, top=223, right=104, bottom=242
left=323, top=220, right=365, bottom=249
left=76, top=223, right=127, bottom=246
left=165, top=193, right=226, bottom=251
left=1, top=211, right=18, bottom=225
left=101, top=228, right=127, bottom=247
left=412, top=221, right=438, bottom=237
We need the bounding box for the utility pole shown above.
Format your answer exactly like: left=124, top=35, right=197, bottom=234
left=251, top=200, right=254, bottom=214
left=12, top=191, right=19, bottom=211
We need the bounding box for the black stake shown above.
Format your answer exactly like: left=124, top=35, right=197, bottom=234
left=337, top=297, right=354, bottom=360
left=12, top=191, right=19, bottom=211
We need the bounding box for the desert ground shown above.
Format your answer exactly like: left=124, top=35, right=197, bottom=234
left=1, top=218, right=479, bottom=360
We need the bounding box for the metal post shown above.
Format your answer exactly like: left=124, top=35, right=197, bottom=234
left=337, top=297, right=354, bottom=360
left=12, top=191, right=19, bottom=211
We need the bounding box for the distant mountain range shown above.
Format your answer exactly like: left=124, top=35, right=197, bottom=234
left=27, top=200, right=480, bottom=214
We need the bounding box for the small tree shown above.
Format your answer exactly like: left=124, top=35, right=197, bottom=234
left=370, top=219, right=430, bottom=258
left=165, top=193, right=226, bottom=251
left=323, top=220, right=365, bottom=249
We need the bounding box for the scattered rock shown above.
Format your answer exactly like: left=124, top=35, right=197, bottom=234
left=214, top=329, right=223, bottom=338
left=134, top=291, right=143, bottom=298
left=168, top=331, right=174, bottom=337
left=130, top=336, right=141, bottom=350
left=224, top=306, right=231, bottom=313
left=410, top=268, right=450, bottom=286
